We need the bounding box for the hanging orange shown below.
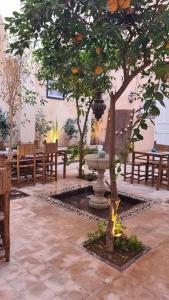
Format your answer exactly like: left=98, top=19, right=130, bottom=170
left=118, top=0, right=131, bottom=9
left=71, top=67, right=80, bottom=74
left=74, top=33, right=83, bottom=42
left=128, top=143, right=134, bottom=152
left=96, top=47, right=102, bottom=55
left=107, top=0, right=118, bottom=13
left=165, top=42, right=169, bottom=49
left=95, top=66, right=103, bottom=75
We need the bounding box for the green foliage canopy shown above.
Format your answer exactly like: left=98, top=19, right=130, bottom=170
left=5, top=0, right=169, bottom=140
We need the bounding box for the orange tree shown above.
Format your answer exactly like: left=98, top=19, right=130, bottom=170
left=6, top=0, right=169, bottom=251
left=41, top=51, right=111, bottom=178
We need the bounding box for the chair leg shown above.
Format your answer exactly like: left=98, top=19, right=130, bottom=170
left=138, top=166, right=140, bottom=184
left=17, top=166, right=20, bottom=187
left=55, top=155, right=57, bottom=181
left=50, top=154, right=53, bottom=179
left=43, top=165, right=46, bottom=184
left=33, top=166, right=36, bottom=185
left=156, top=163, right=162, bottom=191
left=124, top=163, right=126, bottom=181
left=131, top=164, right=134, bottom=184
left=160, top=169, right=163, bottom=184
left=63, top=153, right=67, bottom=179
left=145, top=162, right=149, bottom=184
left=2, top=193, right=10, bottom=262
left=4, top=219, right=10, bottom=262
left=151, top=165, right=154, bottom=186
left=47, top=155, right=49, bottom=174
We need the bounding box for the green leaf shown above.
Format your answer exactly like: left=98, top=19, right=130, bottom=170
left=155, top=92, right=164, bottom=101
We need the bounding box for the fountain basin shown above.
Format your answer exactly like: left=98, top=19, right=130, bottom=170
left=85, top=154, right=109, bottom=170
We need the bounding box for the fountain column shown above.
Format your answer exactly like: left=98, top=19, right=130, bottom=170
left=85, top=154, right=109, bottom=209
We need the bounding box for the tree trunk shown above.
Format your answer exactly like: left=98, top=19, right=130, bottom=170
left=78, top=134, right=84, bottom=178
left=106, top=95, right=119, bottom=252
left=8, top=111, right=14, bottom=162
left=75, top=97, right=94, bottom=179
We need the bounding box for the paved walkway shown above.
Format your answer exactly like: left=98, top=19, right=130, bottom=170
left=0, top=165, right=169, bottom=300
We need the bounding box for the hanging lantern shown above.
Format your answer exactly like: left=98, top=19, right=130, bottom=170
left=92, top=92, right=106, bottom=121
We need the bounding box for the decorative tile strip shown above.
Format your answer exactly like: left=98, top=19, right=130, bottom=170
left=38, top=184, right=158, bottom=223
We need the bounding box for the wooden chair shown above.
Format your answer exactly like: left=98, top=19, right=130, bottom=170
left=158, top=157, right=169, bottom=190
left=0, top=159, right=10, bottom=262
left=34, top=139, right=40, bottom=150
left=12, top=143, right=36, bottom=186
left=57, top=149, right=67, bottom=179
left=148, top=156, right=169, bottom=190
left=37, top=140, right=58, bottom=183
left=123, top=147, right=148, bottom=184
left=154, top=141, right=169, bottom=152
left=149, top=142, right=169, bottom=190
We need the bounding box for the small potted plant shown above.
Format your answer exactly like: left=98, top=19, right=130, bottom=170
left=63, top=118, right=78, bottom=146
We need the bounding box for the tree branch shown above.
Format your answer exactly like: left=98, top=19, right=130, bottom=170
left=75, top=97, right=82, bottom=137
left=82, top=98, right=94, bottom=138
left=113, top=60, right=152, bottom=101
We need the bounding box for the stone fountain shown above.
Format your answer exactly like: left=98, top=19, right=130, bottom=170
left=85, top=152, right=109, bottom=209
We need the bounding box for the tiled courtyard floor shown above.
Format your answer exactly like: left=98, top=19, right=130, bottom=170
left=0, top=164, right=169, bottom=300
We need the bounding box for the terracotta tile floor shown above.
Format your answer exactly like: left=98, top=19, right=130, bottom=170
left=0, top=164, right=169, bottom=299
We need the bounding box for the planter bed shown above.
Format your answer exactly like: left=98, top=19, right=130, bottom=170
left=83, top=235, right=150, bottom=271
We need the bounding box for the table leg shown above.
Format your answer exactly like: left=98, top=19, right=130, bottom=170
left=145, top=155, right=149, bottom=184
left=156, top=157, right=162, bottom=190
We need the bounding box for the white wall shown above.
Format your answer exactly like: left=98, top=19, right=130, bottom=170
left=91, top=71, right=155, bottom=151
left=155, top=97, right=169, bottom=145
left=0, top=15, right=8, bottom=112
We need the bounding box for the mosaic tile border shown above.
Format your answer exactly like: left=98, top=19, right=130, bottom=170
left=38, top=183, right=158, bottom=223
left=10, top=189, right=30, bottom=200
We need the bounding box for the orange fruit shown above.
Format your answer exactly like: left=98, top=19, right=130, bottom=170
left=95, top=66, right=103, bottom=75
left=74, top=33, right=83, bottom=42
left=107, top=0, right=118, bottom=12
left=128, top=143, right=134, bottom=152
left=71, top=67, right=80, bottom=74
left=165, top=42, right=169, bottom=49
left=118, top=0, right=131, bottom=9
left=96, top=47, right=102, bottom=55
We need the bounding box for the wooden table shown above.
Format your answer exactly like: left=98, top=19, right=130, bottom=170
left=132, top=150, right=169, bottom=190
